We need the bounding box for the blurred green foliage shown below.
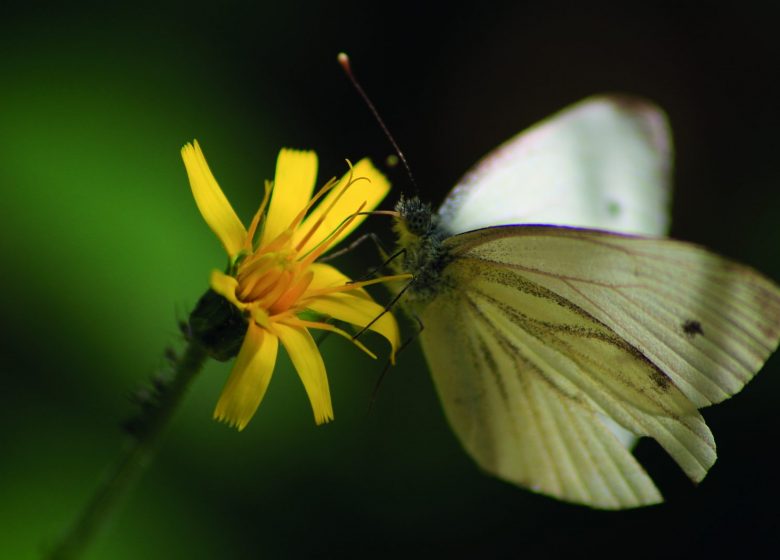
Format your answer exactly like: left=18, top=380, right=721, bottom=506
left=2, top=2, right=779, bottom=558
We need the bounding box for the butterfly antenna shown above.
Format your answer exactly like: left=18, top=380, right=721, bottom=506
left=338, top=52, right=419, bottom=195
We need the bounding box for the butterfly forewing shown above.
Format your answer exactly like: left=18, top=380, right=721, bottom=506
left=449, top=226, right=780, bottom=408
left=437, top=96, right=672, bottom=237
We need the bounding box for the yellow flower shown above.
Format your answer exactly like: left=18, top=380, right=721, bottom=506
left=182, top=141, right=404, bottom=430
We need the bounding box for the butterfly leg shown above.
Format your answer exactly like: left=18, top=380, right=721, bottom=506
left=352, top=278, right=413, bottom=340
left=318, top=232, right=389, bottom=263
left=368, top=312, right=425, bottom=412
left=349, top=247, right=407, bottom=284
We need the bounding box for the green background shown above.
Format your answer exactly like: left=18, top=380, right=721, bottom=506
left=2, top=2, right=779, bottom=558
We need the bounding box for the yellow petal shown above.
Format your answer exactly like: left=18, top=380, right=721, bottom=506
left=274, top=323, right=334, bottom=424
left=214, top=323, right=279, bottom=431
left=306, top=262, right=367, bottom=296
left=306, top=262, right=412, bottom=299
left=260, top=149, right=318, bottom=246
left=294, top=158, right=390, bottom=255
left=305, top=263, right=400, bottom=358
left=305, top=291, right=400, bottom=361
left=209, top=270, right=246, bottom=311
left=182, top=141, right=247, bottom=258
left=286, top=317, right=378, bottom=359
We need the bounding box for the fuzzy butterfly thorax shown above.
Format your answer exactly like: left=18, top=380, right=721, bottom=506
left=392, top=195, right=453, bottom=306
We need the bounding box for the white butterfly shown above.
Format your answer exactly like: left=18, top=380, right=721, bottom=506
left=389, top=95, right=780, bottom=509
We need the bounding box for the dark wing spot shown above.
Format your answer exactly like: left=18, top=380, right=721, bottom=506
left=682, top=320, right=704, bottom=338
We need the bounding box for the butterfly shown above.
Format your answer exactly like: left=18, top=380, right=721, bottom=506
left=387, top=95, right=780, bottom=509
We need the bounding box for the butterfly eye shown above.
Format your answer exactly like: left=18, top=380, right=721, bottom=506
left=407, top=211, right=430, bottom=235
left=395, top=195, right=433, bottom=236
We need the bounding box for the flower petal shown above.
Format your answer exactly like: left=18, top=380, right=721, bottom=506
left=274, top=323, right=334, bottom=424
left=214, top=323, right=279, bottom=431
left=286, top=317, right=377, bottom=359
left=305, top=263, right=399, bottom=356
left=209, top=270, right=246, bottom=311
left=307, top=262, right=366, bottom=296
left=182, top=141, right=247, bottom=258
left=260, top=149, right=318, bottom=247
left=306, top=263, right=412, bottom=300
left=305, top=292, right=400, bottom=361
left=294, top=158, right=390, bottom=255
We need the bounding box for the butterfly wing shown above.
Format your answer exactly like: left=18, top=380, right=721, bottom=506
left=435, top=94, right=672, bottom=452
left=420, top=289, right=669, bottom=508
left=452, top=226, right=780, bottom=407
left=436, top=95, right=672, bottom=237
left=418, top=226, right=780, bottom=508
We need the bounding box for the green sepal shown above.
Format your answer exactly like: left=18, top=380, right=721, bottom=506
left=188, top=288, right=246, bottom=361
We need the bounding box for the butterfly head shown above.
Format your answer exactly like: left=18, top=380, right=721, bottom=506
left=390, top=195, right=451, bottom=306
left=394, top=195, right=435, bottom=239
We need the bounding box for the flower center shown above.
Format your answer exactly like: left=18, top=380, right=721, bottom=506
left=234, top=246, right=313, bottom=318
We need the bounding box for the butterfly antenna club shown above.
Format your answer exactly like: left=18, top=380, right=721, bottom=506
left=338, top=52, right=419, bottom=195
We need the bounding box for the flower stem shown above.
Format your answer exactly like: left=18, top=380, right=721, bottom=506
left=48, top=339, right=209, bottom=560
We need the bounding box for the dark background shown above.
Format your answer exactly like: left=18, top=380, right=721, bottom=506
left=2, top=2, right=779, bottom=558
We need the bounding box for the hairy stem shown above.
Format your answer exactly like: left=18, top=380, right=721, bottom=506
left=48, top=340, right=209, bottom=560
